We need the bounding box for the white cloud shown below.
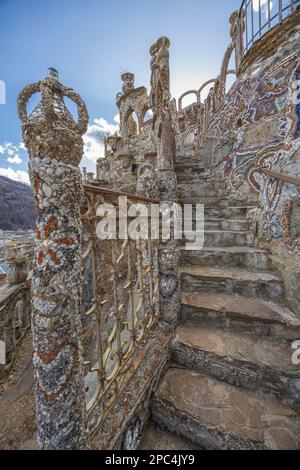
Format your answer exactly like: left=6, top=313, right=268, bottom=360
left=83, top=117, right=119, bottom=163
left=7, top=154, right=23, bottom=164
left=114, top=114, right=120, bottom=124
left=0, top=142, right=28, bottom=158
left=253, top=0, right=273, bottom=14
left=0, top=167, right=30, bottom=185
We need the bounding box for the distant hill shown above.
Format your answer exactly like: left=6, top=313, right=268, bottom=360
left=0, top=176, right=36, bottom=230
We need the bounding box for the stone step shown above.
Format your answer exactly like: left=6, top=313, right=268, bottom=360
left=176, top=179, right=226, bottom=190
left=175, top=165, right=207, bottom=175
left=180, top=292, right=300, bottom=340
left=171, top=324, right=300, bottom=403
left=174, top=159, right=207, bottom=168
left=179, top=196, right=227, bottom=206
left=179, top=197, right=251, bottom=208
left=181, top=266, right=284, bottom=301
left=182, top=230, right=254, bottom=247
left=151, top=367, right=300, bottom=449
left=180, top=246, right=268, bottom=269
left=138, top=421, right=202, bottom=450
left=204, top=206, right=256, bottom=218
left=178, top=187, right=228, bottom=198
left=184, top=218, right=250, bottom=231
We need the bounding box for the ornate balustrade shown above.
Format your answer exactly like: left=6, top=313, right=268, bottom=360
left=81, top=184, right=160, bottom=434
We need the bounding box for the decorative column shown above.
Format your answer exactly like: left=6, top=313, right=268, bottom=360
left=230, top=10, right=245, bottom=75
left=17, top=68, right=89, bottom=449
left=150, top=37, right=180, bottom=324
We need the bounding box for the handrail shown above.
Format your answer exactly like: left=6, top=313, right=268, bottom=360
left=81, top=183, right=160, bottom=434
left=239, top=0, right=300, bottom=55
left=83, top=183, right=160, bottom=204
left=259, top=167, right=300, bottom=187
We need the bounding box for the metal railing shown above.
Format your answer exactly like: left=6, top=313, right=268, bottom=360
left=240, top=0, right=300, bottom=54
left=259, top=167, right=300, bottom=186
left=81, top=185, right=160, bottom=434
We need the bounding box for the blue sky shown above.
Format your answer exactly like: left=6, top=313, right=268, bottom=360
left=0, top=0, right=241, bottom=183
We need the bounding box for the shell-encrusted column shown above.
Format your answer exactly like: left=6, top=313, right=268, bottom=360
left=17, top=68, right=89, bottom=449
left=150, top=38, right=180, bottom=324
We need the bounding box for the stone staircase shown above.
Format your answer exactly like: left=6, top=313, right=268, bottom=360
left=140, top=157, right=300, bottom=450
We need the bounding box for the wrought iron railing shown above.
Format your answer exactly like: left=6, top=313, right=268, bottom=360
left=81, top=185, right=160, bottom=434
left=259, top=167, right=300, bottom=186
left=240, top=0, right=300, bottom=54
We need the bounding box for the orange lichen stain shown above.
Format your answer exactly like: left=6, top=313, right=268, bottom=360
left=44, top=216, right=58, bottom=238
left=56, top=237, right=75, bottom=246
left=134, top=379, right=141, bottom=392
left=34, top=195, right=40, bottom=214
left=33, top=173, right=41, bottom=193
left=123, top=398, right=131, bottom=413
left=37, top=344, right=66, bottom=365
left=36, top=227, right=41, bottom=240
left=37, top=250, right=45, bottom=265
left=48, top=248, right=60, bottom=265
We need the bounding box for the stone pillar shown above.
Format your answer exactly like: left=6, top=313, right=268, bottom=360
left=230, top=10, right=245, bottom=75
left=150, top=37, right=180, bottom=325
left=17, top=68, right=89, bottom=449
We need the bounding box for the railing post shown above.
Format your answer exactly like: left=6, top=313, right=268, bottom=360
left=17, top=68, right=89, bottom=449
left=150, top=37, right=180, bottom=325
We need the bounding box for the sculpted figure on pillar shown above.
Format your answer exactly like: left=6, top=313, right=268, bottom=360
left=149, top=38, right=180, bottom=324
left=149, top=37, right=175, bottom=171
left=121, top=72, right=135, bottom=95
left=150, top=36, right=171, bottom=126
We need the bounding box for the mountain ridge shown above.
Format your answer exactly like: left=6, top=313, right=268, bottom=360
left=0, top=175, right=36, bottom=230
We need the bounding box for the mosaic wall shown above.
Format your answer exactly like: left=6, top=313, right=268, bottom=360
left=207, top=28, right=300, bottom=252
left=200, top=24, right=300, bottom=312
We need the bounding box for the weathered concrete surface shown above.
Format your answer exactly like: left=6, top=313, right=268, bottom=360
left=180, top=291, right=300, bottom=340
left=172, top=324, right=300, bottom=403
left=180, top=246, right=269, bottom=269
left=181, top=265, right=284, bottom=300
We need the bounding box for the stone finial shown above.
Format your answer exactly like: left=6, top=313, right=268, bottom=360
left=17, top=69, right=89, bottom=166
left=6, top=255, right=28, bottom=286
left=107, top=133, right=119, bottom=154
left=121, top=72, right=135, bottom=94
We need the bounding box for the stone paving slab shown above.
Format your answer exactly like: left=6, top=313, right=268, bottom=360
left=181, top=291, right=300, bottom=326
left=180, top=246, right=269, bottom=269
left=173, top=324, right=298, bottom=373
left=138, top=421, right=202, bottom=450
left=152, top=368, right=300, bottom=450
